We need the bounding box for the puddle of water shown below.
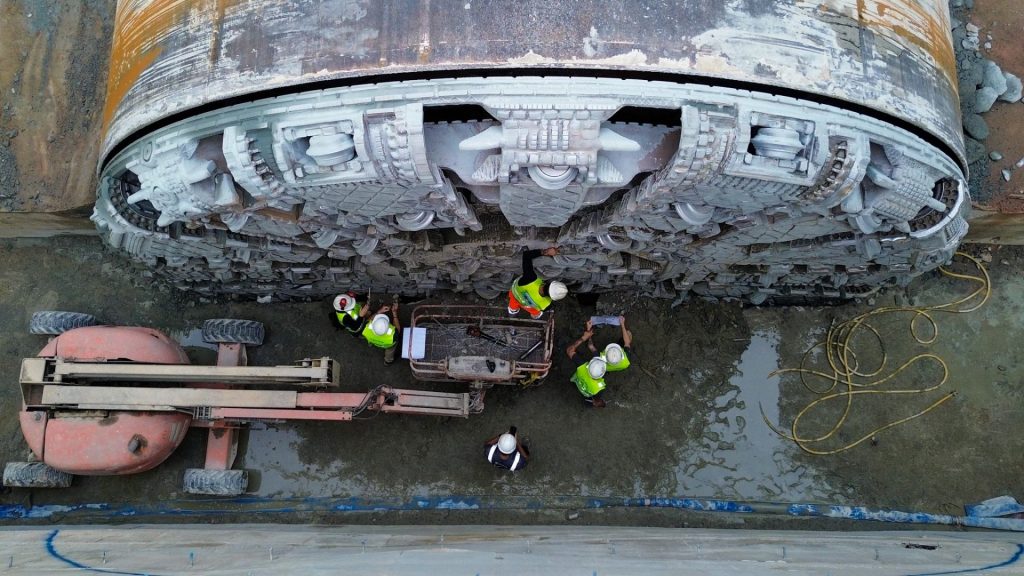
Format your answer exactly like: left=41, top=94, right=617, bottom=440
left=238, top=426, right=348, bottom=497
left=675, top=329, right=831, bottom=502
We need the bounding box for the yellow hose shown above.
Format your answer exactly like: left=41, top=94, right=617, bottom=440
left=762, top=252, right=991, bottom=455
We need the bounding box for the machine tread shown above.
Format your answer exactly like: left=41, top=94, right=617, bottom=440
left=3, top=462, right=73, bottom=488
left=761, top=295, right=852, bottom=307
left=201, top=319, right=265, bottom=346
left=182, top=468, right=248, bottom=496
left=29, top=311, right=98, bottom=335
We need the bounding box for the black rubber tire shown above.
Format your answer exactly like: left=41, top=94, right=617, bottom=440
left=182, top=468, right=248, bottom=496
left=29, top=311, right=98, bottom=335
left=3, top=462, right=73, bottom=488
left=201, top=319, right=265, bottom=346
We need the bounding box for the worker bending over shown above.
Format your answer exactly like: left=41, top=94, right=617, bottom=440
left=332, top=292, right=369, bottom=335
left=589, top=315, right=633, bottom=373
left=484, top=425, right=530, bottom=472
left=508, top=246, right=568, bottom=319
left=362, top=299, right=401, bottom=365
left=566, top=320, right=607, bottom=408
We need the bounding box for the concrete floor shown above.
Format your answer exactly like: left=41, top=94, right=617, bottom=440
left=1, top=237, right=1021, bottom=525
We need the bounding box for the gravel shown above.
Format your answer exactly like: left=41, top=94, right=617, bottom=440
left=976, top=86, right=1000, bottom=113
left=983, top=60, right=1008, bottom=94
left=963, top=113, right=990, bottom=140
left=1001, top=73, right=1023, bottom=102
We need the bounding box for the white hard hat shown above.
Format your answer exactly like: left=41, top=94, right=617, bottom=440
left=604, top=343, right=625, bottom=365
left=333, top=295, right=355, bottom=312
left=587, top=357, right=607, bottom=379
left=497, top=433, right=516, bottom=455
left=371, top=314, right=390, bottom=336
left=548, top=281, right=568, bottom=301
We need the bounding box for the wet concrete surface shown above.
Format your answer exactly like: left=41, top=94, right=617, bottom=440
left=0, top=237, right=1022, bottom=524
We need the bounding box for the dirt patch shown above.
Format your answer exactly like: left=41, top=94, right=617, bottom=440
left=972, top=0, right=1024, bottom=206
left=953, top=0, right=1024, bottom=206
left=0, top=0, right=115, bottom=213
left=0, top=144, right=18, bottom=210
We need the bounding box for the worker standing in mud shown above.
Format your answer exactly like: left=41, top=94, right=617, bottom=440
left=331, top=292, right=369, bottom=335
left=508, top=247, right=568, bottom=319
left=362, top=299, right=401, bottom=365
left=566, top=320, right=608, bottom=408
left=484, top=426, right=530, bottom=472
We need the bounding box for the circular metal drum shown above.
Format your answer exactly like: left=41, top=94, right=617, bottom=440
left=94, top=0, right=968, bottom=303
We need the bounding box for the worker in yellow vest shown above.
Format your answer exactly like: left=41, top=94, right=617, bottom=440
left=361, top=301, right=400, bottom=365
left=332, top=292, right=369, bottom=336
left=565, top=321, right=607, bottom=408
left=508, top=247, right=568, bottom=319
left=577, top=315, right=633, bottom=372
left=600, top=316, right=633, bottom=372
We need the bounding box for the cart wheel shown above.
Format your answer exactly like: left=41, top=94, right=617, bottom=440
left=182, top=468, right=248, bottom=496
left=201, top=319, right=265, bottom=346
left=29, top=311, right=98, bottom=335
left=3, top=462, right=73, bottom=488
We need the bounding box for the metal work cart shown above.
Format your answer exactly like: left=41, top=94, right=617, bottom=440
left=408, top=306, right=554, bottom=388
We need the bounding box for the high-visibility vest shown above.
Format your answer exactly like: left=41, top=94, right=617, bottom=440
left=601, top=349, right=631, bottom=372
left=486, top=444, right=523, bottom=471
left=511, top=277, right=552, bottom=311
left=335, top=302, right=362, bottom=333
left=362, top=321, right=396, bottom=348
left=571, top=362, right=606, bottom=398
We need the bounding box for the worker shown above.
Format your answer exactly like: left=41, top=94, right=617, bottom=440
left=484, top=425, right=529, bottom=472
left=361, top=301, right=400, bottom=365
left=508, top=246, right=568, bottom=319
left=591, top=315, right=633, bottom=372
left=332, top=292, right=369, bottom=335
left=566, top=321, right=607, bottom=408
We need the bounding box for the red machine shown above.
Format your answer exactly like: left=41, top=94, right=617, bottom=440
left=4, top=312, right=469, bottom=495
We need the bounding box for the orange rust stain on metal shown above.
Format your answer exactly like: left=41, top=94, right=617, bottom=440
left=865, top=1, right=958, bottom=89
left=208, top=0, right=231, bottom=66
left=102, top=0, right=191, bottom=135
left=815, top=0, right=957, bottom=90
left=102, top=0, right=242, bottom=137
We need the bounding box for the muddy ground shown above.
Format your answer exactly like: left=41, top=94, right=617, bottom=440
left=0, top=1, right=114, bottom=214
left=0, top=237, right=1021, bottom=526
left=1, top=0, right=1024, bottom=528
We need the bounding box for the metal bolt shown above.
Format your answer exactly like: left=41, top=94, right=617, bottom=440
left=127, top=435, right=143, bottom=453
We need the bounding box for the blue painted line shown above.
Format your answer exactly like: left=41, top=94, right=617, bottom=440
left=904, top=543, right=1024, bottom=576
left=3, top=495, right=1024, bottom=532
left=44, top=529, right=163, bottom=576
